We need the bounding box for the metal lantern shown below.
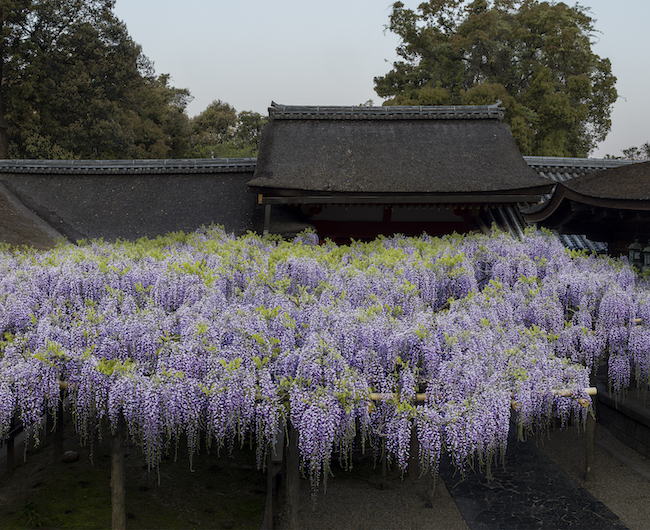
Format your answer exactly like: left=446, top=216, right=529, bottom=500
left=629, top=238, right=643, bottom=267
left=642, top=240, right=650, bottom=272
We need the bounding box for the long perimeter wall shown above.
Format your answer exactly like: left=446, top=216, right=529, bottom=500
left=0, top=159, right=261, bottom=249
left=0, top=157, right=638, bottom=249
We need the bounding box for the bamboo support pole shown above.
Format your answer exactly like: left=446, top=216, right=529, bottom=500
left=370, top=387, right=597, bottom=404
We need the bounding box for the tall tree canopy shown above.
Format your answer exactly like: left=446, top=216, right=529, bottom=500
left=374, top=0, right=618, bottom=157
left=188, top=100, right=267, bottom=158
left=0, top=0, right=192, bottom=159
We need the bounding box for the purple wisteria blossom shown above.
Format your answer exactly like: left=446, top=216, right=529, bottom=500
left=0, top=227, right=647, bottom=497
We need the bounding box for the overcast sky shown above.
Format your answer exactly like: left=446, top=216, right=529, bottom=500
left=113, top=0, right=649, bottom=159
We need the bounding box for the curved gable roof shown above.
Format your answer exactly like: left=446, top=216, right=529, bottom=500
left=562, top=160, right=650, bottom=201
left=249, top=103, right=552, bottom=196
left=524, top=159, right=650, bottom=222
left=521, top=160, right=650, bottom=242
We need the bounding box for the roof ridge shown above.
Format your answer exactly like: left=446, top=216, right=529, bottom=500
left=0, top=158, right=258, bottom=174
left=524, top=156, right=640, bottom=168
left=268, top=102, right=504, bottom=121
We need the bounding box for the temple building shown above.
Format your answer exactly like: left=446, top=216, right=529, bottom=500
left=248, top=102, right=552, bottom=243
left=522, top=160, right=650, bottom=256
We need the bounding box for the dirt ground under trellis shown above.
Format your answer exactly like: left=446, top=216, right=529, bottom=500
left=1, top=419, right=650, bottom=529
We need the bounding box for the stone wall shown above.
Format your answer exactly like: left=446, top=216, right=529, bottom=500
left=597, top=383, right=650, bottom=459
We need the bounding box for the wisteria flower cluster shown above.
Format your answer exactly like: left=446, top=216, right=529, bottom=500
left=0, top=227, right=647, bottom=493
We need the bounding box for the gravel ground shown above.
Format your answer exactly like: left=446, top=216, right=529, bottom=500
left=284, top=462, right=468, bottom=530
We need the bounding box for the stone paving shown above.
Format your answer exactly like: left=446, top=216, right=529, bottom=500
left=438, top=425, right=628, bottom=529
left=284, top=421, right=643, bottom=530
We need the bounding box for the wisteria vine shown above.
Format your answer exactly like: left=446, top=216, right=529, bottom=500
left=0, top=227, right=648, bottom=494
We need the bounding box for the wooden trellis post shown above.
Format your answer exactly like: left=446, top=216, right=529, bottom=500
left=585, top=374, right=598, bottom=482
left=58, top=381, right=126, bottom=526
left=263, top=422, right=287, bottom=530
left=408, top=424, right=420, bottom=481
left=285, top=425, right=300, bottom=530
left=5, top=416, right=18, bottom=474
left=111, top=420, right=126, bottom=530
left=585, top=410, right=596, bottom=481
left=54, top=388, right=65, bottom=457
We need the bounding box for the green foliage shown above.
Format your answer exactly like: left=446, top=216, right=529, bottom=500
left=0, top=0, right=192, bottom=159
left=190, top=100, right=237, bottom=145
left=188, top=103, right=267, bottom=158
left=0, top=0, right=262, bottom=162
left=608, top=141, right=650, bottom=161
left=374, top=0, right=618, bottom=157
left=34, top=339, right=68, bottom=366
left=96, top=358, right=136, bottom=377
left=20, top=500, right=44, bottom=528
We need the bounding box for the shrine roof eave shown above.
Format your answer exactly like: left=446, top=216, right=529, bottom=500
left=253, top=188, right=551, bottom=206
left=522, top=183, right=650, bottom=226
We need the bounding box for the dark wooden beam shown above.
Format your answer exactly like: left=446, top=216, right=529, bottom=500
left=259, top=194, right=543, bottom=205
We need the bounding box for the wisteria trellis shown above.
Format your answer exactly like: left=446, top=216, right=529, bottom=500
left=0, top=227, right=648, bottom=494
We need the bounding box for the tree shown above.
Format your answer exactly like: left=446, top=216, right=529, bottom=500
left=190, top=100, right=237, bottom=147
left=374, top=0, right=618, bottom=157
left=234, top=111, right=266, bottom=151
left=0, top=0, right=192, bottom=159
left=620, top=142, right=650, bottom=161
left=189, top=102, right=267, bottom=158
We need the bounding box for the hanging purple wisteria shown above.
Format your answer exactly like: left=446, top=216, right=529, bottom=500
left=0, top=227, right=648, bottom=494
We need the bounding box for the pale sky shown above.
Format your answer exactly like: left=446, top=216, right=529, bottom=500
left=114, top=0, right=649, bottom=159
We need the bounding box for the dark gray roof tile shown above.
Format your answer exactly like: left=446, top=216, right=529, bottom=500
left=0, top=158, right=257, bottom=175
left=268, top=102, right=505, bottom=121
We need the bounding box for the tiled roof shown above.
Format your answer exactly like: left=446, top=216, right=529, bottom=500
left=0, top=158, right=257, bottom=175
left=524, top=156, right=637, bottom=172
left=268, top=101, right=505, bottom=121
left=523, top=156, right=645, bottom=252
left=524, top=156, right=638, bottom=193
left=0, top=153, right=638, bottom=253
